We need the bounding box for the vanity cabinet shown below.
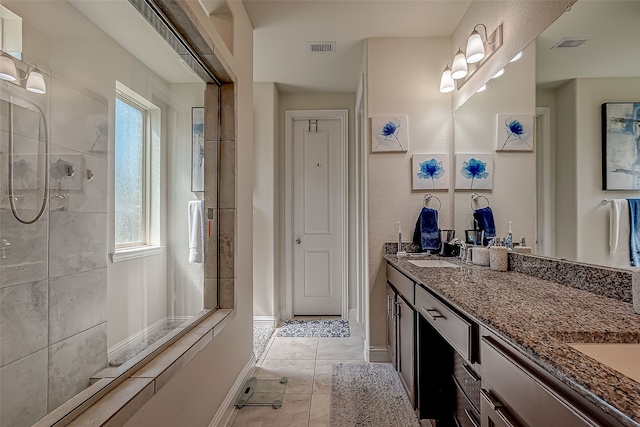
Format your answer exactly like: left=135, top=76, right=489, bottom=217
left=480, top=331, right=606, bottom=427
left=386, top=265, right=416, bottom=408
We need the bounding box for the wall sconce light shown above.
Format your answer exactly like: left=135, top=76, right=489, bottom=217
left=451, top=47, right=468, bottom=80
left=509, top=51, right=523, bottom=63
left=476, top=84, right=487, bottom=93
left=26, top=69, right=46, bottom=94
left=439, top=23, right=503, bottom=93
left=0, top=55, right=17, bottom=82
left=0, top=52, right=46, bottom=94
left=439, top=64, right=455, bottom=93
left=492, top=68, right=505, bottom=79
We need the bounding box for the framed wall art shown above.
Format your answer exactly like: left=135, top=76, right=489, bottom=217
left=602, top=102, right=640, bottom=190
left=455, top=154, right=493, bottom=190
left=371, top=115, right=408, bottom=152
left=496, top=114, right=534, bottom=152
left=191, top=107, right=205, bottom=192
left=412, top=154, right=449, bottom=190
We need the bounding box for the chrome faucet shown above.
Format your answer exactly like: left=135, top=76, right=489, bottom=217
left=449, top=238, right=468, bottom=261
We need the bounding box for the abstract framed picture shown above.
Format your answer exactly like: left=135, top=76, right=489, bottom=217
left=602, top=102, right=640, bottom=190
left=496, top=114, right=534, bottom=151
left=191, top=107, right=205, bottom=192
left=371, top=115, right=408, bottom=152
left=455, top=154, right=493, bottom=190
left=412, top=154, right=449, bottom=190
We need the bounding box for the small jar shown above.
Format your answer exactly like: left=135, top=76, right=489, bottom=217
left=489, top=246, right=508, bottom=271
left=472, top=247, right=490, bottom=266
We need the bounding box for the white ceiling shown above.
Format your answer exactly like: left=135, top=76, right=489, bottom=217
left=536, top=0, right=640, bottom=88
left=243, top=0, right=472, bottom=93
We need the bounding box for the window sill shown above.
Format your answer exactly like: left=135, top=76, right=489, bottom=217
left=111, top=246, right=165, bottom=263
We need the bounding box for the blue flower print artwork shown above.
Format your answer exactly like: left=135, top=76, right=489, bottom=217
left=455, top=154, right=493, bottom=190
left=372, top=115, right=409, bottom=152
left=496, top=114, right=534, bottom=151
left=412, top=154, right=449, bottom=190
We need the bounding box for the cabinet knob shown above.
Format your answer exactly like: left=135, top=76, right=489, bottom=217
left=295, top=239, right=301, bottom=245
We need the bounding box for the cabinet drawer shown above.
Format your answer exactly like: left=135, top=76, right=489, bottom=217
left=453, top=352, right=480, bottom=412
left=482, top=336, right=598, bottom=427
left=415, top=285, right=473, bottom=361
left=386, top=264, right=414, bottom=304
left=454, top=380, right=480, bottom=427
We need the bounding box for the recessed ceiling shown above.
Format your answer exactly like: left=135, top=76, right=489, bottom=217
left=244, top=0, right=472, bottom=93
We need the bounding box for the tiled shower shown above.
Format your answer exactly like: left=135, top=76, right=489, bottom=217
left=0, top=72, right=109, bottom=427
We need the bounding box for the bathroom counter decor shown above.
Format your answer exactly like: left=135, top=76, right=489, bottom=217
left=385, top=254, right=640, bottom=427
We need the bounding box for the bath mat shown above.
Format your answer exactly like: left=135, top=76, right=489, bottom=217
left=254, top=324, right=276, bottom=360
left=276, top=319, right=350, bottom=337
left=330, top=363, right=420, bottom=427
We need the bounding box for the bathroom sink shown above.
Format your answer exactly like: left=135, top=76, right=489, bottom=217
left=568, top=343, right=640, bottom=383
left=408, top=260, right=459, bottom=268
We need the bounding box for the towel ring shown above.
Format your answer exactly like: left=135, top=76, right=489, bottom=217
left=471, top=193, right=490, bottom=210
left=424, top=193, right=441, bottom=211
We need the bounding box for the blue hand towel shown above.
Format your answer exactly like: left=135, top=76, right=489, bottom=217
left=413, top=207, right=440, bottom=251
left=473, top=207, right=496, bottom=245
left=628, top=199, right=640, bottom=266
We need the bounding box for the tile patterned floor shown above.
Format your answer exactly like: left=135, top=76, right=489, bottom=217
left=228, top=317, right=366, bottom=427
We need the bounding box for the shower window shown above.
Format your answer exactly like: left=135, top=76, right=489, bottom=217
left=115, top=96, right=146, bottom=247
left=113, top=84, right=161, bottom=252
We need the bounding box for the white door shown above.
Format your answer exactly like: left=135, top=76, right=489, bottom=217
left=292, top=117, right=344, bottom=315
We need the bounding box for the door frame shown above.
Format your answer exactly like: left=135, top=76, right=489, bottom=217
left=284, top=109, right=349, bottom=319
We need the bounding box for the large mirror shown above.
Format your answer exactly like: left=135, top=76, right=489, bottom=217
left=455, top=0, right=640, bottom=268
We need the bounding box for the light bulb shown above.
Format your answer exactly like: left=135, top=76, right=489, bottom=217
left=439, top=66, right=454, bottom=93
left=509, top=51, right=523, bottom=63
left=492, top=68, right=505, bottom=79
left=26, top=70, right=46, bottom=94
left=466, top=30, right=485, bottom=64
left=451, top=49, right=468, bottom=80
left=477, top=85, right=487, bottom=93
left=0, top=56, right=17, bottom=82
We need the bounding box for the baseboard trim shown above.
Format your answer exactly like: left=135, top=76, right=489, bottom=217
left=208, top=354, right=257, bottom=427
left=367, top=345, right=391, bottom=363
left=253, top=315, right=279, bottom=327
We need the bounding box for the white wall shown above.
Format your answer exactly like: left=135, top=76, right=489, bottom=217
left=454, top=42, right=537, bottom=245
left=366, top=37, right=453, bottom=350
left=554, top=77, right=640, bottom=266
left=253, top=82, right=279, bottom=321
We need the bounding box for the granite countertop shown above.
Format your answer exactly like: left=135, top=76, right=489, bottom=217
left=384, top=254, right=640, bottom=427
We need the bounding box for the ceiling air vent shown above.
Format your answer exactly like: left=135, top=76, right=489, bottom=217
left=552, top=37, right=590, bottom=49
left=307, top=41, right=336, bottom=53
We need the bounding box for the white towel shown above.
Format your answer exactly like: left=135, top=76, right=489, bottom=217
left=610, top=199, right=630, bottom=266
left=188, top=200, right=205, bottom=263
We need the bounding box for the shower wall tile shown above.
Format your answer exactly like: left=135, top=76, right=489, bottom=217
left=0, top=96, right=47, bottom=142
left=49, top=211, right=107, bottom=278
left=0, top=349, right=48, bottom=427
left=48, top=145, right=108, bottom=214
left=219, top=208, right=236, bottom=280
left=48, top=322, right=107, bottom=411
left=0, top=280, right=48, bottom=367
left=49, top=269, right=107, bottom=345
left=0, top=208, right=48, bottom=288
left=50, top=78, right=109, bottom=158
left=0, top=132, right=49, bottom=211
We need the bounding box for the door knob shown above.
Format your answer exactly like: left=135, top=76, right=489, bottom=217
left=295, top=239, right=301, bottom=245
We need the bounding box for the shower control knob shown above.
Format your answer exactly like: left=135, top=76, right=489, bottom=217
left=295, top=239, right=301, bottom=245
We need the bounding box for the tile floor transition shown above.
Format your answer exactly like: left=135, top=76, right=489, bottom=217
left=227, top=317, right=366, bottom=427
